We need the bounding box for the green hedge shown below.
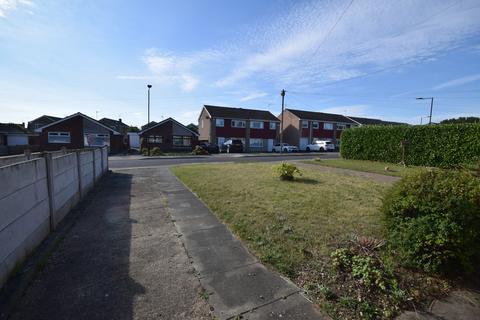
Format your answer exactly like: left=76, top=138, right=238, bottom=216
left=340, top=123, right=480, bottom=167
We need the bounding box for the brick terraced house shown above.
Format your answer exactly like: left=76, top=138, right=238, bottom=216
left=198, top=105, right=280, bottom=152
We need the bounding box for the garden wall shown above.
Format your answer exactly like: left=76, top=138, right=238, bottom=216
left=0, top=147, right=109, bottom=287
left=340, top=123, right=480, bottom=167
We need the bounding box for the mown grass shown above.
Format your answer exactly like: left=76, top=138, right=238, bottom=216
left=172, top=163, right=389, bottom=276
left=304, top=159, right=425, bottom=177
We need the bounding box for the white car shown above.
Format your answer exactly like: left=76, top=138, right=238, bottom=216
left=272, top=143, right=298, bottom=152
left=305, top=140, right=335, bottom=152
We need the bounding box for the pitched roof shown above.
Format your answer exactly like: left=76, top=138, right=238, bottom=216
left=203, top=105, right=279, bottom=121
left=346, top=116, right=406, bottom=126
left=29, top=115, right=62, bottom=123
left=138, top=117, right=199, bottom=136
left=99, top=118, right=129, bottom=130
left=0, top=123, right=28, bottom=134
left=35, top=112, right=121, bottom=134
left=285, top=109, right=355, bottom=123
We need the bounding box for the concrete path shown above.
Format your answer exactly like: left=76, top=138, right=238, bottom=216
left=141, top=168, right=326, bottom=320
left=6, top=170, right=211, bottom=320
left=295, top=161, right=400, bottom=184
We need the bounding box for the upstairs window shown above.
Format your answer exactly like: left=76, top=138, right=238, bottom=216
left=324, top=122, right=334, bottom=130
left=301, top=120, right=309, bottom=128
left=231, top=120, right=246, bottom=128
left=336, top=123, right=347, bottom=130
left=48, top=132, right=70, bottom=144
left=250, top=121, right=264, bottom=129
left=312, top=122, right=319, bottom=129
left=216, top=118, right=224, bottom=127
left=269, top=122, right=277, bottom=130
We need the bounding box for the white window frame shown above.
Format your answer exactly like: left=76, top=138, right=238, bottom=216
left=231, top=120, right=246, bottom=128
left=215, top=118, right=224, bottom=127
left=301, top=120, right=309, bottom=128
left=269, top=122, right=277, bottom=130
left=324, top=122, right=334, bottom=130
left=84, top=133, right=110, bottom=147
left=336, top=123, right=347, bottom=130
left=250, top=121, right=264, bottom=129
left=148, top=135, right=163, bottom=143
left=312, top=122, right=319, bottom=129
left=48, top=131, right=71, bottom=144
left=249, top=138, right=263, bottom=148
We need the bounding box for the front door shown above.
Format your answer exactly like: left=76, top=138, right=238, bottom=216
left=299, top=138, right=308, bottom=151
left=267, top=139, right=274, bottom=152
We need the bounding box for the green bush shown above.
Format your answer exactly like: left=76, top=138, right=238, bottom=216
left=340, top=123, right=480, bottom=167
left=383, top=169, right=480, bottom=274
left=275, top=162, right=302, bottom=181
left=191, top=145, right=209, bottom=155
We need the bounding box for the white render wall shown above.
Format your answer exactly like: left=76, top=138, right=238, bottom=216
left=0, top=147, right=109, bottom=288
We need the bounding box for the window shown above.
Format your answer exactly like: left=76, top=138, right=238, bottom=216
left=84, top=133, right=109, bottom=147
left=201, top=119, right=204, bottom=128
left=250, top=121, right=264, bottom=129
left=312, top=122, right=319, bottom=129
left=324, top=122, right=334, bottom=130
left=336, top=123, right=347, bottom=130
left=48, top=132, right=70, bottom=144
left=249, top=138, right=263, bottom=148
left=173, top=136, right=191, bottom=146
left=231, top=120, right=246, bottom=128
left=148, top=136, right=163, bottom=143
left=269, top=122, right=277, bottom=130
left=301, top=120, right=309, bottom=128
left=216, top=118, right=224, bottom=127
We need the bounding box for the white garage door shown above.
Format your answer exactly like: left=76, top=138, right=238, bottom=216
left=299, top=138, right=309, bottom=151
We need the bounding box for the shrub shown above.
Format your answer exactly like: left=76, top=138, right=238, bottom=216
left=275, top=162, right=302, bottom=181
left=340, top=123, right=480, bottom=167
left=191, top=145, right=209, bottom=155
left=383, top=169, right=480, bottom=274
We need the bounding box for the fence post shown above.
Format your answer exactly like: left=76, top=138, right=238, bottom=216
left=76, top=151, right=83, bottom=199
left=43, top=152, right=56, bottom=231
left=92, top=149, right=97, bottom=182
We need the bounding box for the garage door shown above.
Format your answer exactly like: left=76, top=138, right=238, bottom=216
left=299, top=138, right=309, bottom=151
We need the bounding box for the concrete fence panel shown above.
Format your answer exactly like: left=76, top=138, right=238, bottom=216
left=51, top=153, right=80, bottom=227
left=94, top=149, right=102, bottom=181
left=101, top=147, right=108, bottom=173
left=79, top=151, right=94, bottom=195
left=0, top=159, right=50, bottom=286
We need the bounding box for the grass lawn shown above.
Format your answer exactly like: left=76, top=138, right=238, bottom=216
left=304, top=159, right=425, bottom=177
left=172, top=163, right=389, bottom=275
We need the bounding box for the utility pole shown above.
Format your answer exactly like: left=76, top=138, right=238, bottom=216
left=416, top=97, right=434, bottom=125
left=147, top=84, right=152, bottom=155
left=280, top=89, right=285, bottom=154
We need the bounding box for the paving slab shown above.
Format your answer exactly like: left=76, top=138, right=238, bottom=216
left=200, top=262, right=300, bottom=319
left=240, top=292, right=325, bottom=320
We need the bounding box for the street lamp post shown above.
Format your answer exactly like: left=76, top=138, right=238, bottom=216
left=416, top=97, right=434, bottom=125
left=147, top=84, right=152, bottom=155
left=280, top=89, right=285, bottom=154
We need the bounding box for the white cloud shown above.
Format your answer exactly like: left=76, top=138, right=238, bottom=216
left=0, top=0, right=33, bottom=17
left=433, top=74, right=480, bottom=90
left=215, top=0, right=480, bottom=89
left=239, top=92, right=267, bottom=102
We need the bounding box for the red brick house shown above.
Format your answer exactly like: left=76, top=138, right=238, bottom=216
left=35, top=112, right=126, bottom=153
left=138, top=117, right=199, bottom=151
left=198, top=105, right=280, bottom=152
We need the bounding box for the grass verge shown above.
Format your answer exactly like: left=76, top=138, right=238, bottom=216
left=303, top=159, right=425, bottom=177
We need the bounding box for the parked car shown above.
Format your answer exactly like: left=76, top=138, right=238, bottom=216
left=272, top=143, right=298, bottom=152
left=305, top=140, right=335, bottom=152
left=198, top=142, right=219, bottom=154
left=220, top=139, right=243, bottom=153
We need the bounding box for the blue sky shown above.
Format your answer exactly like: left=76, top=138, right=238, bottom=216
left=1, top=0, right=479, bottom=127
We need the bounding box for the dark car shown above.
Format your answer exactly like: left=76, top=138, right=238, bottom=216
left=220, top=139, right=243, bottom=153
left=198, top=142, right=220, bottom=154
